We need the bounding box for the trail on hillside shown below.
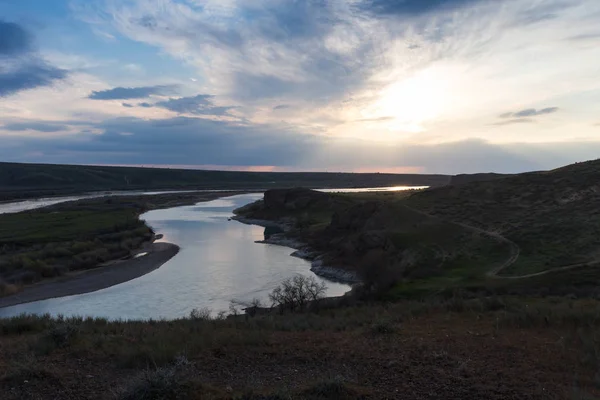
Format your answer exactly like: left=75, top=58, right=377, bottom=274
left=401, top=204, right=593, bottom=280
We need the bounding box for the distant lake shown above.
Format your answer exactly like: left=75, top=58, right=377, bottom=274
left=0, top=186, right=426, bottom=320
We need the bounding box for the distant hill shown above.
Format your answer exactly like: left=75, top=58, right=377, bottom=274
left=449, top=173, right=511, bottom=186
left=0, top=162, right=451, bottom=201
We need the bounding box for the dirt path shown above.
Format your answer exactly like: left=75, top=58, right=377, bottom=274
left=0, top=242, right=179, bottom=309
left=401, top=203, right=594, bottom=280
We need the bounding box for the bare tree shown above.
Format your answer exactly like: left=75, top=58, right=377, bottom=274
left=269, top=275, right=327, bottom=312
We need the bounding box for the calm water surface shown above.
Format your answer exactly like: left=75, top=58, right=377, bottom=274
left=0, top=194, right=349, bottom=320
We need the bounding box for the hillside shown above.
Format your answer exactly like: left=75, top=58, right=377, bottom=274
left=449, top=172, right=511, bottom=185
left=236, top=159, right=600, bottom=297
left=406, top=158, right=600, bottom=276
left=0, top=162, right=450, bottom=201
left=235, top=188, right=513, bottom=296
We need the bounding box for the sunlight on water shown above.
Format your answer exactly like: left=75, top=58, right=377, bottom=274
left=319, top=186, right=429, bottom=193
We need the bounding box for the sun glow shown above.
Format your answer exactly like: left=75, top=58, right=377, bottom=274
left=362, top=66, right=455, bottom=134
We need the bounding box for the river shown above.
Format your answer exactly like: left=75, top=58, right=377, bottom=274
left=0, top=187, right=425, bottom=320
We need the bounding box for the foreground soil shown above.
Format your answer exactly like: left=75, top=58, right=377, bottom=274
left=0, top=301, right=596, bottom=399
left=0, top=242, right=179, bottom=309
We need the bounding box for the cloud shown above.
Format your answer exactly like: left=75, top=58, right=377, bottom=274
left=500, top=107, right=559, bottom=119
left=509, top=2, right=576, bottom=27
left=0, top=20, right=67, bottom=97
left=357, top=0, right=484, bottom=16
left=2, top=121, right=69, bottom=132
left=492, top=118, right=535, bottom=126
left=0, top=21, right=32, bottom=55
left=122, top=103, right=133, bottom=108
left=7, top=116, right=319, bottom=167
left=6, top=0, right=600, bottom=171
left=358, top=116, right=395, bottom=122
left=566, top=32, right=600, bottom=41
left=88, top=85, right=177, bottom=100
left=0, top=60, right=67, bottom=97
left=6, top=116, right=600, bottom=174
left=153, top=95, right=235, bottom=116
left=83, top=0, right=380, bottom=107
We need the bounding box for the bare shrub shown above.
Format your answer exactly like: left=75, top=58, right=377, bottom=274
left=269, top=275, right=327, bottom=312
left=120, top=366, right=178, bottom=400
left=189, top=307, right=212, bottom=321
left=32, top=323, right=79, bottom=355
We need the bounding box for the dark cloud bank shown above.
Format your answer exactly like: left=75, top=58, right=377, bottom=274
left=2, top=116, right=597, bottom=175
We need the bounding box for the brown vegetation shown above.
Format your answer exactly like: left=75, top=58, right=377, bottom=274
left=0, top=297, right=598, bottom=399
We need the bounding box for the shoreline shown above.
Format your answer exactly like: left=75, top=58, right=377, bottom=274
left=232, top=215, right=360, bottom=284
left=0, top=241, right=179, bottom=309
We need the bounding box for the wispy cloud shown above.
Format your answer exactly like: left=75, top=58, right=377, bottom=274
left=493, top=118, right=535, bottom=126
left=500, top=107, right=559, bottom=119
left=567, top=32, right=600, bottom=41
left=88, top=85, right=177, bottom=100
left=357, top=0, right=484, bottom=16
left=2, top=121, right=69, bottom=132
left=153, top=95, right=235, bottom=116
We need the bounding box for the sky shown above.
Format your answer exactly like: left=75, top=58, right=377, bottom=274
left=1, top=0, right=600, bottom=174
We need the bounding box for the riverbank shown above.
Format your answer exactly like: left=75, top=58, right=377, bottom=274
left=0, top=241, right=179, bottom=308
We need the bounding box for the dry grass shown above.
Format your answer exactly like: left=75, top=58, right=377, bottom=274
left=1, top=297, right=599, bottom=398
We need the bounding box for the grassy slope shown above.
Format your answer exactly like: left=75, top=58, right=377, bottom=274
left=406, top=159, right=600, bottom=276
left=236, top=190, right=513, bottom=297
left=0, top=161, right=450, bottom=201
left=237, top=158, right=600, bottom=297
